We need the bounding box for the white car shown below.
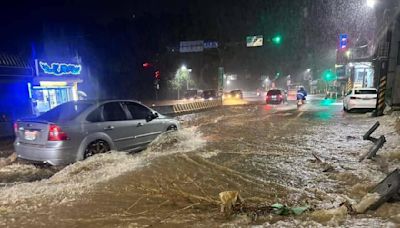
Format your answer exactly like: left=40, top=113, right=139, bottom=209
left=343, top=88, right=377, bottom=112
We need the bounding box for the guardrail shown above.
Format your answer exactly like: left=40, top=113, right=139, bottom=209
left=152, top=99, right=222, bottom=115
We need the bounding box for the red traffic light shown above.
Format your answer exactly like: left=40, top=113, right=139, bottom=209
left=143, top=62, right=151, bottom=68
left=155, top=70, right=160, bottom=79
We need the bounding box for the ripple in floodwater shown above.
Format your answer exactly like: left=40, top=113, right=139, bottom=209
left=0, top=127, right=206, bottom=210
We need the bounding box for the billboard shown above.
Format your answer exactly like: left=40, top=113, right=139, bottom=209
left=246, top=35, right=263, bottom=47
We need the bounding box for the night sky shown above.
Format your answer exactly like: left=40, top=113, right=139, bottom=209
left=0, top=0, right=376, bottom=99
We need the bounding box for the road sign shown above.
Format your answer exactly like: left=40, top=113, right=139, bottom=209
left=339, top=34, right=348, bottom=50
left=179, top=40, right=204, bottom=53
left=204, top=41, right=218, bottom=49
left=246, top=35, right=263, bottom=47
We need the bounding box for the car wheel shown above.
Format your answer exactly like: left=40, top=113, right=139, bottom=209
left=166, top=125, right=178, bottom=132
left=84, top=140, right=110, bottom=159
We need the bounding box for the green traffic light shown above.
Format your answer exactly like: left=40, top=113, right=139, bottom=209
left=272, top=35, right=282, bottom=44
left=322, top=69, right=336, bottom=81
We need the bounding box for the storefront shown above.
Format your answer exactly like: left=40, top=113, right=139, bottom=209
left=350, top=62, right=374, bottom=88
left=30, top=59, right=83, bottom=114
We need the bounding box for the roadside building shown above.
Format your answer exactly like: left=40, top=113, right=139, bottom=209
left=30, top=59, right=83, bottom=114
left=0, top=53, right=33, bottom=121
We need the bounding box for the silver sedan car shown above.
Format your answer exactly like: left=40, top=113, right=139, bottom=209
left=14, top=100, right=180, bottom=165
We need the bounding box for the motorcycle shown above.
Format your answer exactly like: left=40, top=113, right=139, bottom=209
left=297, top=99, right=305, bottom=108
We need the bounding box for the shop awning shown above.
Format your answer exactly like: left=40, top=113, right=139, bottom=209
left=32, top=76, right=83, bottom=85
left=0, top=53, right=33, bottom=78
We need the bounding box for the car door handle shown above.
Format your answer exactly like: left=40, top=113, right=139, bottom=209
left=104, top=125, right=114, bottom=130
left=137, top=123, right=143, bottom=127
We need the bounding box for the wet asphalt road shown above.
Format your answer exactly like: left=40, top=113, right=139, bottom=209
left=0, top=97, right=399, bottom=227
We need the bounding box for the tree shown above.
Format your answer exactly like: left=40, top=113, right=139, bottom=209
left=169, top=68, right=189, bottom=99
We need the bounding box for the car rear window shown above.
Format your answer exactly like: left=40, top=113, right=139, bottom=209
left=39, top=102, right=92, bottom=122
left=267, top=90, right=281, bottom=95
left=354, top=90, right=377, bottom=95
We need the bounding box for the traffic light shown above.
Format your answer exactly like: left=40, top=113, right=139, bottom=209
left=274, top=72, right=281, bottom=80
left=322, top=69, right=336, bottom=81
left=143, top=62, right=151, bottom=68
left=154, top=70, right=160, bottom=79
left=272, top=35, right=282, bottom=45
left=339, top=34, right=348, bottom=50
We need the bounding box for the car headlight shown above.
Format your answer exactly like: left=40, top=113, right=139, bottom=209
left=228, top=94, right=231, bottom=98
left=236, top=94, right=240, bottom=98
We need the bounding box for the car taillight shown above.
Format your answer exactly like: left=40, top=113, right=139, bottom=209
left=13, top=122, right=18, bottom=134
left=48, top=124, right=68, bottom=141
left=279, top=95, right=283, bottom=99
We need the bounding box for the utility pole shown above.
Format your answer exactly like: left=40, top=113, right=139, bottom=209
left=374, top=8, right=393, bottom=116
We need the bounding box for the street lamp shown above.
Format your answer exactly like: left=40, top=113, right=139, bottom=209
left=345, top=50, right=351, bottom=58
left=180, top=65, right=192, bottom=90
left=366, top=0, right=376, bottom=8
left=306, top=68, right=311, bottom=72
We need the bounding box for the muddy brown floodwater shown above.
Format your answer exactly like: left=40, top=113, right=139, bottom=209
left=0, top=100, right=400, bottom=227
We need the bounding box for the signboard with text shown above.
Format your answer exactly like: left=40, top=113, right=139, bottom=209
left=35, top=59, right=82, bottom=77
left=179, top=40, right=204, bottom=53
left=246, top=35, right=263, bottom=47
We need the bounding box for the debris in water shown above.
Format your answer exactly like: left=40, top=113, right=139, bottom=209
left=346, top=136, right=356, bottom=141
left=219, top=191, right=310, bottom=221
left=219, top=191, right=243, bottom=214
left=312, top=152, right=335, bottom=172
left=271, top=203, right=310, bottom=216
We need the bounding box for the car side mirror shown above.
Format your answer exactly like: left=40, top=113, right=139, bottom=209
left=146, top=112, right=158, bottom=122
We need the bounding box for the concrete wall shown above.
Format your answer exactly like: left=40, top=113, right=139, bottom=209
left=388, top=16, right=400, bottom=106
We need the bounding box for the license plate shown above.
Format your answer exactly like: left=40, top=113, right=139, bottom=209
left=272, top=95, right=277, bottom=99
left=24, top=131, right=37, bottom=141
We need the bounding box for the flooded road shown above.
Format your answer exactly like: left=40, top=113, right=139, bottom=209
left=1, top=98, right=400, bottom=227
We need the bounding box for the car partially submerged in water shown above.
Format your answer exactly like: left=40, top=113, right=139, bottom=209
left=14, top=100, right=180, bottom=165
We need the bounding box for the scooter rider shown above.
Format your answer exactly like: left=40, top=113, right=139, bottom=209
left=297, top=87, right=307, bottom=104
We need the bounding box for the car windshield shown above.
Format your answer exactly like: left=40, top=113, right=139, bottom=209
left=38, top=102, right=92, bottom=122
left=267, top=90, right=281, bottom=95
left=355, top=90, right=377, bottom=95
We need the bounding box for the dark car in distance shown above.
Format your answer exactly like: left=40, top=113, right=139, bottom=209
left=266, top=89, right=286, bottom=104
left=203, top=89, right=218, bottom=100
left=230, top=90, right=243, bottom=99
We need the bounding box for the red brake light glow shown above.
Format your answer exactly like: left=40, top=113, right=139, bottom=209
left=13, top=122, right=18, bottom=134
left=48, top=124, right=68, bottom=141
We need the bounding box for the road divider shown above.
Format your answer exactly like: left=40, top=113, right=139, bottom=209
left=152, top=99, right=222, bottom=115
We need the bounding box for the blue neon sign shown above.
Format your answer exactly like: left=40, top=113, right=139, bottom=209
left=39, top=61, right=82, bottom=76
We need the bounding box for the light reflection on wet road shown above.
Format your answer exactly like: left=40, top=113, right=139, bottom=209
left=0, top=98, right=399, bottom=227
